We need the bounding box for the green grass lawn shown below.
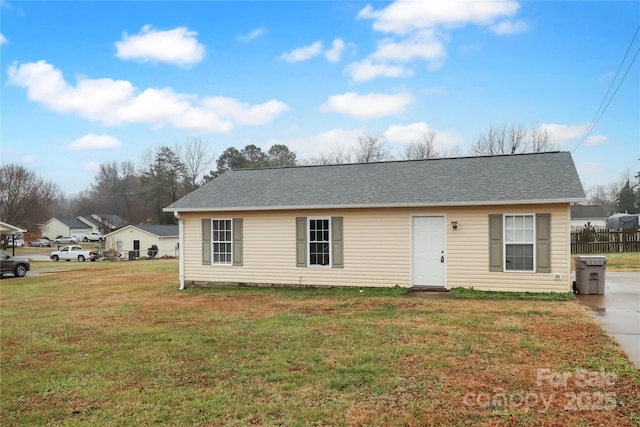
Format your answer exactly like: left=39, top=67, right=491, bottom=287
left=583, top=252, right=640, bottom=271
left=1, top=260, right=639, bottom=426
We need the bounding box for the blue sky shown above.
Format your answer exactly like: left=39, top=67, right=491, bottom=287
left=1, top=0, right=639, bottom=196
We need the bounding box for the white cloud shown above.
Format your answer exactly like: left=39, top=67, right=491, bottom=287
left=538, top=123, right=591, bottom=148
left=584, top=135, right=608, bottom=147
left=490, top=19, right=529, bottom=35
left=1, top=0, right=25, bottom=17
left=83, top=162, right=101, bottom=173
left=325, top=38, right=346, bottom=62
left=371, top=30, right=445, bottom=64
left=384, top=122, right=463, bottom=148
left=23, top=155, right=37, bottom=164
left=358, top=1, right=521, bottom=35
left=0, top=33, right=7, bottom=45
left=345, top=60, right=412, bottom=82
left=201, top=97, right=290, bottom=125
left=352, top=1, right=527, bottom=82
left=7, top=60, right=289, bottom=133
left=67, top=133, right=122, bottom=150
left=115, top=25, right=205, bottom=66
left=320, top=92, right=412, bottom=119
left=279, top=41, right=323, bottom=63
left=239, top=26, right=266, bottom=42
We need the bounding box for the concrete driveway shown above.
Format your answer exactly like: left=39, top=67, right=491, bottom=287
left=575, top=271, right=640, bottom=369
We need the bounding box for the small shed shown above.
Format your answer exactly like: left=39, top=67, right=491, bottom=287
left=607, top=213, right=639, bottom=230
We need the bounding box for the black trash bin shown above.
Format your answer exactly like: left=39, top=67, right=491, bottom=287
left=573, top=256, right=607, bottom=295
left=128, top=251, right=136, bottom=261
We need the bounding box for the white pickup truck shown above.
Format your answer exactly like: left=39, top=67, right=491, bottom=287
left=50, top=245, right=99, bottom=262
left=82, top=232, right=105, bottom=242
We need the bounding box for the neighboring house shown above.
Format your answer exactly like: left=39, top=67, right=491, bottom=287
left=105, top=224, right=179, bottom=259
left=42, top=214, right=127, bottom=238
left=41, top=217, right=92, bottom=239
left=0, top=221, right=27, bottom=254
left=164, top=152, right=585, bottom=293
left=0, top=221, right=27, bottom=235
left=570, top=205, right=607, bottom=231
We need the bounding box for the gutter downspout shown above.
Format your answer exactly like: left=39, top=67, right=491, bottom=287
left=174, top=211, right=185, bottom=290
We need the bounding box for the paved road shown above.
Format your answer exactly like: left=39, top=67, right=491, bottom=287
left=575, top=271, right=640, bottom=369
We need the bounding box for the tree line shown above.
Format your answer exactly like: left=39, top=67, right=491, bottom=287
left=2, top=124, right=638, bottom=237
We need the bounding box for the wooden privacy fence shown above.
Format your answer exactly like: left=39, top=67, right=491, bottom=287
left=571, top=229, right=640, bottom=254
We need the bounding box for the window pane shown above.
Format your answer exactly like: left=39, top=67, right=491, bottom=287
left=525, top=216, right=533, bottom=228
left=505, top=229, right=514, bottom=242
left=505, top=243, right=534, bottom=271
left=525, top=229, right=534, bottom=242
left=505, top=216, right=514, bottom=228
left=212, top=219, right=232, bottom=265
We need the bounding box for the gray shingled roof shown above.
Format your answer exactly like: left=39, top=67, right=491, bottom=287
left=165, top=152, right=585, bottom=212
left=134, top=224, right=179, bottom=237
left=57, top=217, right=91, bottom=228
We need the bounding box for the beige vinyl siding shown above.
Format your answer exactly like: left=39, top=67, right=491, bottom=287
left=181, top=203, right=572, bottom=292
left=183, top=209, right=410, bottom=288
left=446, top=204, right=571, bottom=293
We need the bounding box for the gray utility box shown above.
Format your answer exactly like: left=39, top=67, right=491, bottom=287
left=574, top=256, right=607, bottom=295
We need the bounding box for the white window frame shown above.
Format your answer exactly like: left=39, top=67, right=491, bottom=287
left=503, top=214, right=536, bottom=273
left=211, top=218, right=233, bottom=266
left=307, top=217, right=332, bottom=267
left=116, top=240, right=123, bottom=252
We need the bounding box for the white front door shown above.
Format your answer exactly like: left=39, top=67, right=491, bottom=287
left=412, top=216, right=446, bottom=288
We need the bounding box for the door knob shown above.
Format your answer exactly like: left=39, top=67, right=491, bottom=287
left=441, top=256, right=444, bottom=263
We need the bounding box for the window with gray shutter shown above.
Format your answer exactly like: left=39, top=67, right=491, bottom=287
left=296, top=216, right=343, bottom=268
left=536, top=214, right=551, bottom=273
left=488, top=213, right=551, bottom=273
left=202, top=219, right=211, bottom=265
left=232, top=218, right=243, bottom=266
left=202, top=218, right=243, bottom=266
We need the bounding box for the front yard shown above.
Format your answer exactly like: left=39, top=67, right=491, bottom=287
left=1, top=260, right=639, bottom=426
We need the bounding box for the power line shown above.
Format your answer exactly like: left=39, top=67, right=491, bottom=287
left=572, top=25, right=640, bottom=153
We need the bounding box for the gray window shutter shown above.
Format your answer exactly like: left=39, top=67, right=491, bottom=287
left=202, top=219, right=211, bottom=265
left=488, top=214, right=503, bottom=272
left=331, top=216, right=343, bottom=268
left=536, top=213, right=551, bottom=273
left=296, top=217, right=307, bottom=267
left=232, top=218, right=243, bottom=266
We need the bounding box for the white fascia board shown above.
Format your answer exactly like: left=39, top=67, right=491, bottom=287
left=163, top=197, right=586, bottom=213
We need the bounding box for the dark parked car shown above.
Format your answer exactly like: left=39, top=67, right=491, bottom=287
left=0, top=251, right=30, bottom=278
left=29, top=238, right=52, bottom=247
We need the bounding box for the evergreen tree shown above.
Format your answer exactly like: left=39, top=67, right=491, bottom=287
left=616, top=180, right=637, bottom=214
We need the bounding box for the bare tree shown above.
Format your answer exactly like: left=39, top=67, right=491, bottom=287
left=176, top=138, right=215, bottom=191
left=0, top=164, right=59, bottom=234
left=586, top=182, right=623, bottom=216
left=528, top=127, right=555, bottom=152
left=305, top=145, right=353, bottom=165
left=402, top=131, right=439, bottom=160
left=353, top=132, right=394, bottom=163
left=471, top=124, right=557, bottom=156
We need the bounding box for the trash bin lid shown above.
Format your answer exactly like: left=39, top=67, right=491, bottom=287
left=575, top=256, right=607, bottom=266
